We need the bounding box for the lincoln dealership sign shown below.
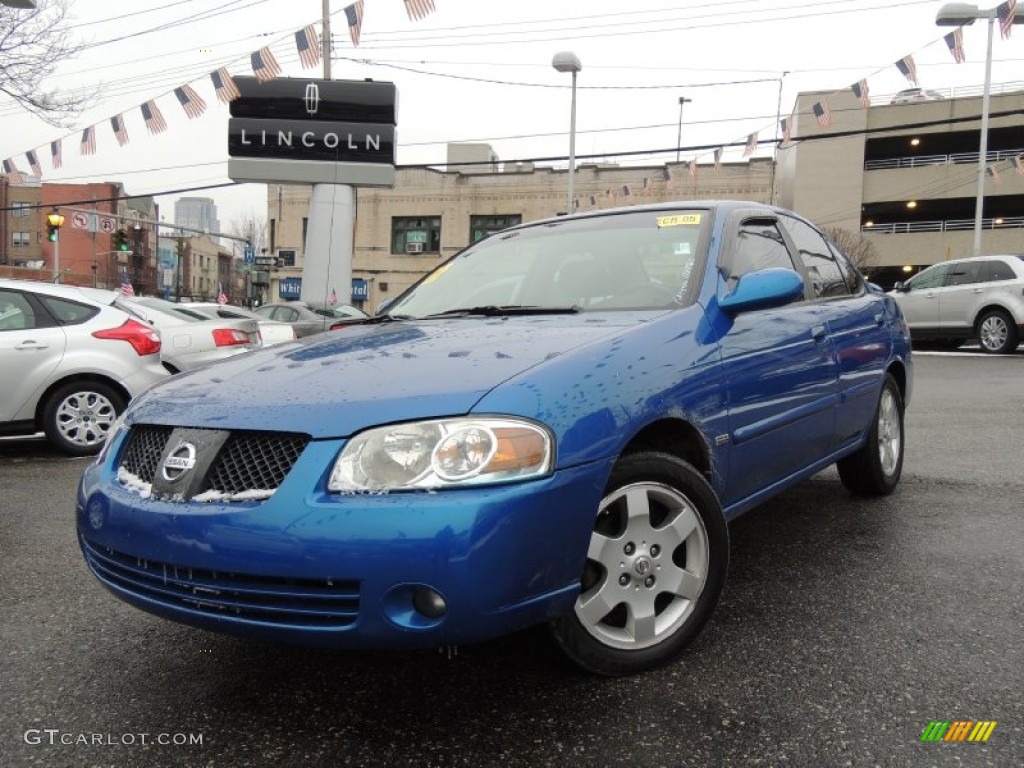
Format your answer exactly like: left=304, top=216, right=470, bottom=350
left=227, top=77, right=397, bottom=187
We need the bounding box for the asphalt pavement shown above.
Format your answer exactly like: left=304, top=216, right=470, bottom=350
left=2, top=353, right=1022, bottom=768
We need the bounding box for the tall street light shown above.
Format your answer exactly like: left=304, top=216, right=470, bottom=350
left=936, top=3, right=1021, bottom=256
left=676, top=97, right=692, bottom=162
left=552, top=51, right=582, bottom=214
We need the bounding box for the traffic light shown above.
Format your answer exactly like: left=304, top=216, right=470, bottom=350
left=46, top=210, right=64, bottom=242
left=47, top=223, right=59, bottom=242
left=114, top=229, right=129, bottom=251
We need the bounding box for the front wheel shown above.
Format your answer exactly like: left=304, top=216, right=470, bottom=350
left=550, top=452, right=728, bottom=676
left=977, top=309, right=1018, bottom=354
left=836, top=374, right=904, bottom=496
left=42, top=381, right=125, bottom=456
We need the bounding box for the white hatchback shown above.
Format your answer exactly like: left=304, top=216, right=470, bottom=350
left=0, top=279, right=168, bottom=455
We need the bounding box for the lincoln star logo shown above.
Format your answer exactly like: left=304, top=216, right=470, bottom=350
left=162, top=442, right=197, bottom=482
left=304, top=82, right=320, bottom=116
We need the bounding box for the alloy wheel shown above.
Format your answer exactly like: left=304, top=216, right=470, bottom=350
left=55, top=390, right=118, bottom=448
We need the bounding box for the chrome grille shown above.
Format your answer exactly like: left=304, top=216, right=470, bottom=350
left=120, top=426, right=174, bottom=482
left=81, top=536, right=360, bottom=628
left=207, top=433, right=310, bottom=494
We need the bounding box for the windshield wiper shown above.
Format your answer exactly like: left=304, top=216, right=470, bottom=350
left=422, top=305, right=581, bottom=318
left=362, top=313, right=415, bottom=324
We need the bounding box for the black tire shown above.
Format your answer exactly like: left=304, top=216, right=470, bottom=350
left=550, top=452, right=729, bottom=676
left=42, top=380, right=126, bottom=457
left=976, top=309, right=1018, bottom=355
left=837, top=374, right=904, bottom=496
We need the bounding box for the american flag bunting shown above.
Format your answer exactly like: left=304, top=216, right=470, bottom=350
left=345, top=2, right=364, bottom=46
left=2, top=159, right=26, bottom=184
left=743, top=132, right=758, bottom=158
left=998, top=0, right=1016, bottom=39
left=81, top=126, right=96, bottom=155
left=121, top=270, right=135, bottom=297
left=945, top=28, right=965, bottom=63
left=111, top=114, right=129, bottom=146
left=851, top=79, right=870, bottom=108
left=211, top=67, right=241, bottom=103
left=141, top=101, right=167, bottom=135
left=404, top=0, right=435, bottom=21
left=329, top=287, right=338, bottom=305
left=295, top=24, right=321, bottom=69
left=589, top=194, right=597, bottom=207
left=26, top=150, right=42, bottom=177
left=642, top=177, right=651, bottom=196
left=714, top=147, right=723, bottom=169
left=779, top=117, right=792, bottom=146
left=812, top=100, right=832, bottom=129
left=663, top=166, right=674, bottom=189
left=50, top=140, right=62, bottom=169
left=218, top=284, right=228, bottom=305
left=174, top=85, right=207, bottom=119
left=251, top=46, right=282, bottom=82
left=896, top=55, right=918, bottom=85
left=690, top=157, right=698, bottom=178
left=622, top=184, right=632, bottom=198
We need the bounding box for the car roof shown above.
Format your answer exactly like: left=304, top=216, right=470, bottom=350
left=0, top=278, right=119, bottom=306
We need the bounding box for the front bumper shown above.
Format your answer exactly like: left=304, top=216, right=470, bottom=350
left=76, top=438, right=613, bottom=648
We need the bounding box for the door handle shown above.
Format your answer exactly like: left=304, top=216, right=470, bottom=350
left=874, top=312, right=885, bottom=326
left=811, top=324, right=827, bottom=342
left=14, top=340, right=48, bottom=350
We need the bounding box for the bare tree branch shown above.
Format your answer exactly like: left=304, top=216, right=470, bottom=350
left=0, top=0, right=95, bottom=127
left=230, top=212, right=267, bottom=255
left=824, top=226, right=880, bottom=275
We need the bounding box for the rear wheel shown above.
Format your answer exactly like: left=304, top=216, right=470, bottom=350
left=550, top=452, right=728, bottom=676
left=42, top=381, right=125, bottom=456
left=837, top=374, right=904, bottom=496
left=977, top=309, right=1018, bottom=354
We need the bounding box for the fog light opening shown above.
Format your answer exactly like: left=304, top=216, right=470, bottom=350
left=413, top=587, right=447, bottom=619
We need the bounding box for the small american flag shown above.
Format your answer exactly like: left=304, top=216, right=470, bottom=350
left=779, top=117, right=792, bottom=146
left=111, top=114, right=129, bottom=146
left=329, top=287, right=338, bottom=305
left=895, top=55, right=918, bottom=85
left=642, top=176, right=651, bottom=196
left=812, top=100, right=832, bottom=129
left=141, top=101, right=167, bottom=134
left=689, top=157, right=698, bottom=178
left=714, top=147, right=723, bottom=170
left=743, top=132, right=758, bottom=158
left=622, top=184, right=632, bottom=198
left=2, top=159, right=25, bottom=184
left=945, top=28, right=965, bottom=63
left=404, top=0, right=435, bottom=21
left=663, top=166, right=674, bottom=189
left=211, top=67, right=241, bottom=103
left=589, top=194, right=597, bottom=207
left=998, top=0, right=1016, bottom=39
left=120, top=271, right=135, bottom=298
left=986, top=165, right=1002, bottom=184
left=81, top=126, right=96, bottom=155
left=251, top=47, right=282, bottom=82
left=50, top=139, right=62, bottom=169
left=851, top=79, right=870, bottom=108
left=607, top=188, right=616, bottom=203
left=345, top=2, right=364, bottom=46
left=174, top=85, right=207, bottom=119
left=1014, top=153, right=1024, bottom=176
left=26, top=150, right=42, bottom=177
left=295, top=24, right=321, bottom=69
left=217, top=284, right=228, bottom=305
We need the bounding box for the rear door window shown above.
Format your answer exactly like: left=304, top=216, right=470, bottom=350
left=38, top=296, right=100, bottom=325
left=979, top=260, right=1016, bottom=282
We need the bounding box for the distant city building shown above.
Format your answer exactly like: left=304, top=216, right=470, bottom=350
left=174, top=196, right=220, bottom=239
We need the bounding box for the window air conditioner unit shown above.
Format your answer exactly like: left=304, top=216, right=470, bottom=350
left=405, top=242, right=425, bottom=254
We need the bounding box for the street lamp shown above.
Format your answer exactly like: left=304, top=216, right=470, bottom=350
left=676, top=97, right=692, bottom=162
left=936, top=3, right=1021, bottom=256
left=46, top=210, right=65, bottom=282
left=552, top=51, right=582, bottom=214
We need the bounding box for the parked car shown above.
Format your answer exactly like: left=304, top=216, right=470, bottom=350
left=181, top=302, right=296, bottom=346
left=122, top=297, right=262, bottom=372
left=0, top=279, right=167, bottom=455
left=77, top=201, right=912, bottom=676
left=890, top=254, right=1024, bottom=354
left=890, top=87, right=945, bottom=104
left=254, top=301, right=368, bottom=337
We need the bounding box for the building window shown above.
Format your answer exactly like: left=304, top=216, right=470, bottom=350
left=269, top=218, right=276, bottom=252
left=302, top=217, right=308, bottom=248
left=12, top=231, right=31, bottom=247
left=469, top=214, right=522, bottom=243
left=392, top=217, right=441, bottom=255
left=278, top=249, right=296, bottom=267
left=11, top=202, right=30, bottom=218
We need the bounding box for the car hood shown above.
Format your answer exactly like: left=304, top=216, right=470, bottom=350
left=127, top=315, right=647, bottom=438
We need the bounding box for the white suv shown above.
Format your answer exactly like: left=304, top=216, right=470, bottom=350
left=0, top=279, right=169, bottom=454
left=890, top=255, right=1024, bottom=354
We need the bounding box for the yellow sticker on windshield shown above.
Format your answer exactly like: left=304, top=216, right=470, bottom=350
left=423, top=263, right=451, bottom=284
left=657, top=214, right=702, bottom=227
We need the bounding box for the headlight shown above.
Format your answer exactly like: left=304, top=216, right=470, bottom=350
left=328, top=417, right=553, bottom=492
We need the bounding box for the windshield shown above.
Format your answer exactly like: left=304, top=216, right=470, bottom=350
left=387, top=209, right=708, bottom=319
left=129, top=297, right=205, bottom=323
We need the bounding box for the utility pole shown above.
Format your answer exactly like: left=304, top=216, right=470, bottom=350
left=322, top=0, right=331, bottom=79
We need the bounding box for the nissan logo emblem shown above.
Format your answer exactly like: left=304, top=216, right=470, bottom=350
left=162, top=442, right=197, bottom=482
left=304, top=83, right=320, bottom=116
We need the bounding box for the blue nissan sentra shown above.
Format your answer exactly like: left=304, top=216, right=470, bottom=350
left=77, top=201, right=912, bottom=676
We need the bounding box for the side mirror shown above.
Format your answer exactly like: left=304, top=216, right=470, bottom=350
left=892, top=281, right=904, bottom=292
left=719, top=268, right=805, bottom=315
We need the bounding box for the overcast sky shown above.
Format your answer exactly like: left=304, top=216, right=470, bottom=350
left=2, top=0, right=1019, bottom=232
